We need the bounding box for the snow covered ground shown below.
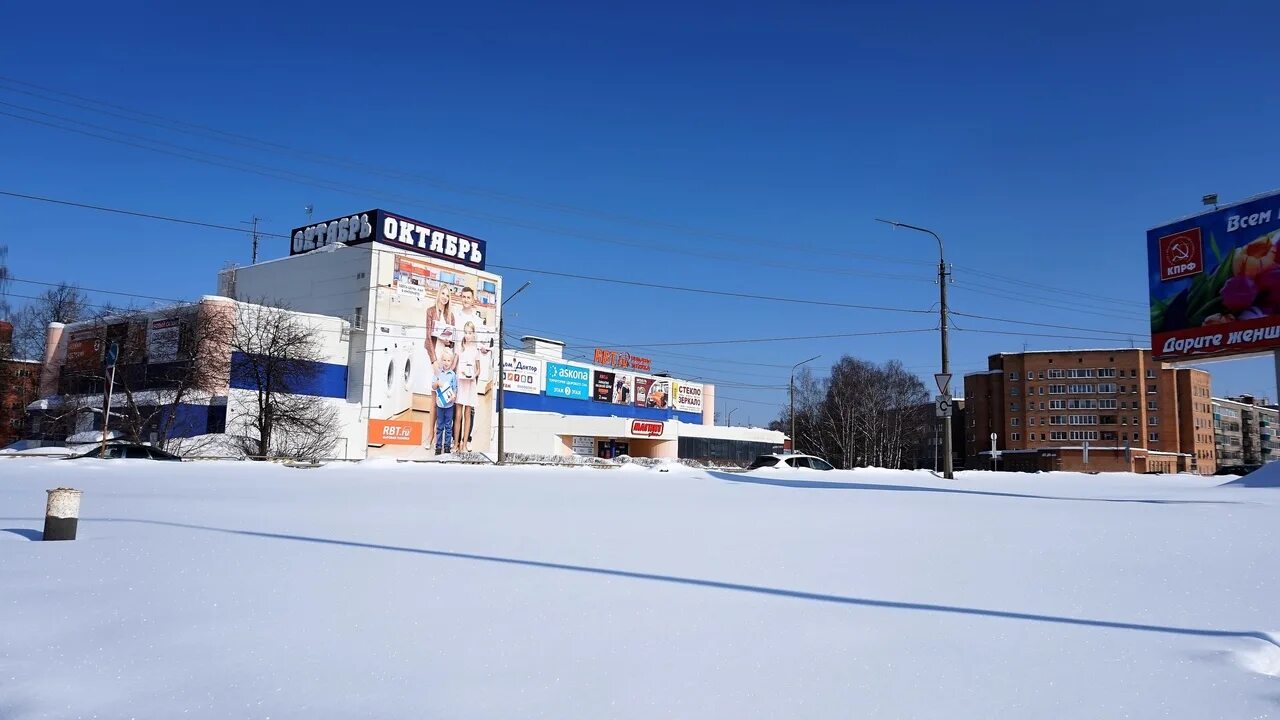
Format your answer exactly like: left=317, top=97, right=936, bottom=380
left=1, top=460, right=1278, bottom=719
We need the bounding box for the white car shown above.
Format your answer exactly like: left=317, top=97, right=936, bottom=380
left=746, top=453, right=834, bottom=471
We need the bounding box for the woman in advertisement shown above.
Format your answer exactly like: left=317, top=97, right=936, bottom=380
left=424, top=286, right=455, bottom=363
left=453, top=321, right=482, bottom=452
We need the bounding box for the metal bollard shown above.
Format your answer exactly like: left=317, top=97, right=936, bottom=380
left=43, top=488, right=83, bottom=541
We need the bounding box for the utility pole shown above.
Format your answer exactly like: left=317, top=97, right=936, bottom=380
left=496, top=281, right=532, bottom=464
left=877, top=219, right=952, bottom=478
left=243, top=216, right=264, bottom=264
left=790, top=354, right=820, bottom=454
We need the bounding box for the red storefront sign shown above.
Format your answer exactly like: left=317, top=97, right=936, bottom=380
left=594, top=348, right=652, bottom=373
left=630, top=420, right=664, bottom=437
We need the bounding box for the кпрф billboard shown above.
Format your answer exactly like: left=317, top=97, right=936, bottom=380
left=1149, top=190, right=1280, bottom=360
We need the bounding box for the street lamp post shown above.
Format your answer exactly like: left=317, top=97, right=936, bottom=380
left=496, top=281, right=532, bottom=465
left=791, top=354, right=820, bottom=454
left=726, top=408, right=736, bottom=427
left=876, top=218, right=952, bottom=479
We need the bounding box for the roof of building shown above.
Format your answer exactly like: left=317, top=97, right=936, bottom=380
left=993, top=348, right=1149, bottom=356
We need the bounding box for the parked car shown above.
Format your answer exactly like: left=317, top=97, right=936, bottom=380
left=746, top=453, right=834, bottom=471
left=69, top=443, right=183, bottom=461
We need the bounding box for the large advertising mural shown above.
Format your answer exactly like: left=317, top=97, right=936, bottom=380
left=1150, top=191, right=1280, bottom=360
left=365, top=247, right=501, bottom=458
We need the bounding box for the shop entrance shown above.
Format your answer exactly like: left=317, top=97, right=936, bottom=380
left=597, top=440, right=629, bottom=459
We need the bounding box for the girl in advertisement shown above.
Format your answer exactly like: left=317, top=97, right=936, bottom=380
left=453, top=321, right=481, bottom=453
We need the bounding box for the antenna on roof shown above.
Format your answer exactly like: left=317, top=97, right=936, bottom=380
left=305, top=204, right=314, bottom=222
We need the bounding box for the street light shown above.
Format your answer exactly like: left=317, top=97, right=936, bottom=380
left=726, top=408, right=737, bottom=427
left=496, top=281, right=532, bottom=465
left=791, top=354, right=820, bottom=454
left=875, top=218, right=952, bottom=479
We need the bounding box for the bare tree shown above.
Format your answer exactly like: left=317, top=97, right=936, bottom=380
left=228, top=301, right=339, bottom=459
left=774, top=356, right=930, bottom=469
left=11, top=283, right=92, bottom=361
left=74, top=304, right=237, bottom=449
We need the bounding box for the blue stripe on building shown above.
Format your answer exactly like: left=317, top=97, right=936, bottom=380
left=229, top=352, right=349, bottom=399
left=503, top=390, right=702, bottom=424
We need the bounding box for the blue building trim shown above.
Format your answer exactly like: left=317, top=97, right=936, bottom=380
left=504, top=391, right=701, bottom=424
left=229, top=352, right=348, bottom=399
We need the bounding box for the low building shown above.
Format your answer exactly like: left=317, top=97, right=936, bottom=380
left=501, top=337, right=784, bottom=463
left=0, top=320, right=42, bottom=447
left=1211, top=395, right=1280, bottom=470
left=964, top=349, right=1214, bottom=474
left=27, top=297, right=361, bottom=457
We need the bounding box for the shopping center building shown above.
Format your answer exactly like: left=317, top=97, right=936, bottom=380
left=211, top=208, right=784, bottom=461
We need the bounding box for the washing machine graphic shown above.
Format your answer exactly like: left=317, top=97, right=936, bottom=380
left=370, top=324, right=414, bottom=419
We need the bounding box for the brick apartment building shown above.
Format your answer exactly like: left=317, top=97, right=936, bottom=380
left=964, top=349, right=1215, bottom=474
left=1211, top=394, right=1279, bottom=470
left=0, top=320, right=41, bottom=447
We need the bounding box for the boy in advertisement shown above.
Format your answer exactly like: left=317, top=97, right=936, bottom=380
left=432, top=348, right=458, bottom=454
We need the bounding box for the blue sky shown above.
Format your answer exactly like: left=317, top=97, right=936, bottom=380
left=3, top=0, right=1280, bottom=422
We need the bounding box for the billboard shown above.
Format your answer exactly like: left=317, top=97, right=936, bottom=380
left=592, top=370, right=615, bottom=402
left=291, top=209, right=487, bottom=270
left=147, top=317, right=182, bottom=364
left=673, top=381, right=704, bottom=414
left=1150, top=190, right=1280, bottom=360
left=545, top=361, right=590, bottom=400
left=502, top=354, right=543, bottom=394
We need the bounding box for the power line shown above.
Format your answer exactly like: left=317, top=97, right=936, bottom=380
left=949, top=310, right=1143, bottom=338
left=0, top=103, right=930, bottom=283
left=1, top=189, right=1147, bottom=338
left=950, top=263, right=1147, bottom=309
left=0, top=74, right=938, bottom=270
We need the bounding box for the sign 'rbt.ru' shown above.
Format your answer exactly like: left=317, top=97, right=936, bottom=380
left=290, top=209, right=487, bottom=270
left=1149, top=190, right=1280, bottom=360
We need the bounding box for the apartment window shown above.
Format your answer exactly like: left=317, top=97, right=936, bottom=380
left=1049, top=415, right=1066, bottom=425
left=1121, top=417, right=1128, bottom=425
left=1099, top=415, right=1117, bottom=424
left=1066, top=369, right=1096, bottom=378
left=1149, top=432, right=1159, bottom=442
left=1011, top=418, right=1020, bottom=427
left=1148, top=417, right=1159, bottom=426
left=1069, top=431, right=1099, bottom=441
left=1067, top=384, right=1095, bottom=394
left=1133, top=416, right=1140, bottom=425
left=1050, top=431, right=1068, bottom=441
left=1010, top=388, right=1019, bottom=396
left=352, top=306, right=365, bottom=329
left=1011, top=432, right=1021, bottom=441
left=1048, top=385, right=1067, bottom=394
left=1010, top=402, right=1020, bottom=411
left=1038, top=371, right=1045, bottom=380
left=1049, top=400, right=1066, bottom=409
left=1040, top=433, right=1047, bottom=440
left=1039, top=402, right=1046, bottom=410
left=1147, top=384, right=1157, bottom=393
left=1067, top=399, right=1098, bottom=409
left=1047, top=369, right=1065, bottom=379
left=1098, top=399, right=1117, bottom=409
left=1146, top=369, right=1156, bottom=379
left=1101, top=431, right=1118, bottom=441
left=1098, top=368, right=1117, bottom=378
left=1130, top=369, right=1138, bottom=378
left=1098, top=383, right=1117, bottom=394
left=1147, top=401, right=1157, bottom=411
left=1009, top=372, right=1019, bottom=380
left=1069, top=415, right=1098, bottom=425
left=1133, top=432, right=1140, bottom=441
left=1036, top=386, right=1044, bottom=395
